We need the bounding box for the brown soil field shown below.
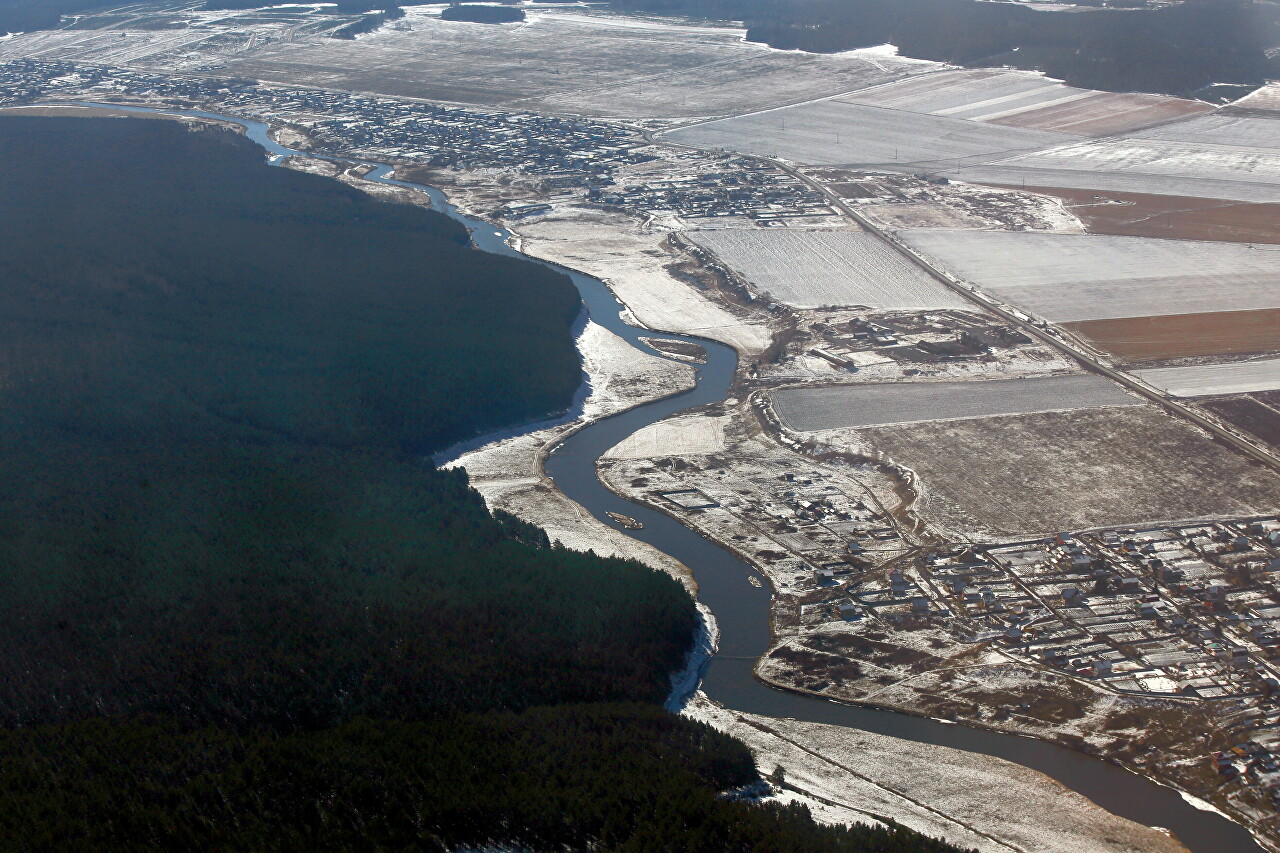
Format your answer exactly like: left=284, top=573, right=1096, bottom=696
left=1014, top=186, right=1280, bottom=243
left=1201, top=394, right=1280, bottom=451
left=829, top=182, right=880, bottom=199
left=1065, top=308, right=1280, bottom=362
left=987, top=93, right=1210, bottom=137
left=859, top=406, right=1280, bottom=538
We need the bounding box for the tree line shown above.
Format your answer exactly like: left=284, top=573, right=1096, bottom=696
left=0, top=115, right=973, bottom=851
left=609, top=0, right=1276, bottom=96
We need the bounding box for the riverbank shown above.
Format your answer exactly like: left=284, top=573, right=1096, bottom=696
left=448, top=320, right=699, bottom=588
left=687, top=691, right=1190, bottom=853
left=398, top=168, right=1243, bottom=853
left=14, top=90, right=1265, bottom=853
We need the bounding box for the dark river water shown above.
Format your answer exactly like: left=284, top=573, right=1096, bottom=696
left=86, top=101, right=1264, bottom=853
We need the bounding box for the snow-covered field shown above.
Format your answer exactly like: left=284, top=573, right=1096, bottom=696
left=1133, top=114, right=1280, bottom=151
left=513, top=207, right=773, bottom=357
left=1136, top=357, right=1280, bottom=397
left=1230, top=82, right=1280, bottom=112
left=954, top=137, right=1280, bottom=203
left=853, top=405, right=1280, bottom=536
left=687, top=229, right=970, bottom=309
left=603, top=413, right=727, bottom=459
left=771, top=373, right=1134, bottom=431
left=662, top=100, right=1071, bottom=168
left=224, top=7, right=928, bottom=117
left=686, top=694, right=1189, bottom=853
left=901, top=231, right=1280, bottom=321
left=0, top=4, right=343, bottom=70
left=843, top=68, right=1210, bottom=136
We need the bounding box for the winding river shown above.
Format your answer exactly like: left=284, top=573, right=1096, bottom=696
left=86, top=102, right=1263, bottom=853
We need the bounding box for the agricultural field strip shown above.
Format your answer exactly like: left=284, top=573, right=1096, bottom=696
left=1131, top=114, right=1280, bottom=150
left=1134, top=358, right=1280, bottom=398
left=834, top=67, right=1212, bottom=135
left=990, top=95, right=1210, bottom=136
left=856, top=407, right=1280, bottom=536
left=685, top=229, right=970, bottom=310
left=899, top=230, right=1280, bottom=322
left=771, top=374, right=1136, bottom=432
left=220, top=8, right=929, bottom=118
left=662, top=99, right=1074, bottom=168
left=953, top=134, right=1280, bottom=204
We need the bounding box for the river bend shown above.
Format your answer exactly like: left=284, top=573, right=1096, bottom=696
left=83, top=101, right=1263, bottom=853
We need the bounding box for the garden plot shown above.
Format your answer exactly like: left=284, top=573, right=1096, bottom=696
left=855, top=406, right=1280, bottom=537
left=224, top=8, right=924, bottom=117
left=954, top=137, right=1280, bottom=204
left=1135, top=357, right=1280, bottom=397
left=661, top=101, right=1071, bottom=168
left=686, top=229, right=969, bottom=310
left=841, top=68, right=1210, bottom=136
left=771, top=374, right=1133, bottom=432
left=900, top=231, right=1280, bottom=322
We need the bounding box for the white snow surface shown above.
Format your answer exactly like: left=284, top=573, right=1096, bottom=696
left=771, top=373, right=1136, bottom=431
left=686, top=693, right=1190, bottom=853
left=687, top=228, right=970, bottom=310
left=603, top=412, right=727, bottom=459
left=901, top=230, right=1280, bottom=322
left=840, top=67, right=1210, bottom=136
left=662, top=100, right=1072, bottom=168
left=953, top=136, right=1280, bottom=203
left=1135, top=357, right=1280, bottom=397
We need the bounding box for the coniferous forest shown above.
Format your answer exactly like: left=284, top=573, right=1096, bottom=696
left=609, top=0, right=1277, bottom=96
left=0, top=116, right=970, bottom=852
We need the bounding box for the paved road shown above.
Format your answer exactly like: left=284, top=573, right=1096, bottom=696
left=651, top=124, right=1280, bottom=474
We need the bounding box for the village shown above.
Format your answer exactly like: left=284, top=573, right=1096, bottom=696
left=600, top=415, right=1280, bottom=814
left=0, top=59, right=833, bottom=223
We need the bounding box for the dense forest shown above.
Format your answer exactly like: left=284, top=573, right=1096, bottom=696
left=609, top=0, right=1277, bottom=96
left=0, top=115, right=970, bottom=851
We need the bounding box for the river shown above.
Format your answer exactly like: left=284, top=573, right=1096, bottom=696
left=83, top=101, right=1264, bottom=853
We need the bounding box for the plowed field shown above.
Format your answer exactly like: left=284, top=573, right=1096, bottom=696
left=1014, top=187, right=1280, bottom=244
left=1065, top=309, right=1280, bottom=362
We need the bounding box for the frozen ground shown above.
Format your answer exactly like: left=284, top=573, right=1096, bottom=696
left=771, top=373, right=1135, bottom=431
left=448, top=320, right=696, bottom=585
left=686, top=693, right=1190, bottom=853
left=512, top=207, right=773, bottom=357
left=1133, top=114, right=1280, bottom=151
left=843, top=68, right=1211, bottom=136
left=0, top=4, right=350, bottom=71
left=223, top=7, right=930, bottom=118
left=901, top=230, right=1280, bottom=322
left=1135, top=357, right=1280, bottom=397
left=662, top=99, right=1071, bottom=168
left=850, top=406, right=1280, bottom=537
left=955, top=137, right=1280, bottom=204
left=603, top=412, right=727, bottom=459
left=686, top=228, right=970, bottom=310
left=1231, top=83, right=1280, bottom=112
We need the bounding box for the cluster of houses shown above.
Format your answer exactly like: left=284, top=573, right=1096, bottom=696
left=1, top=60, right=849, bottom=221
left=586, top=164, right=831, bottom=223
left=0, top=60, right=652, bottom=182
